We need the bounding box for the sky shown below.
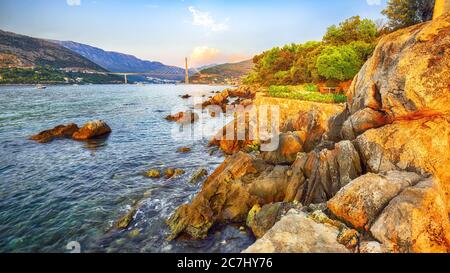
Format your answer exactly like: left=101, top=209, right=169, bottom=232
left=0, top=0, right=387, bottom=68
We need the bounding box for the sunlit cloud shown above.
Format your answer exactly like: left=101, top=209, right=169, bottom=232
left=366, top=0, right=381, bottom=5
left=188, top=6, right=229, bottom=32
left=66, top=0, right=81, bottom=6
left=189, top=46, right=248, bottom=67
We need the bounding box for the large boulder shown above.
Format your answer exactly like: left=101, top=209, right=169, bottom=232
left=72, top=120, right=112, bottom=140
left=370, top=179, right=450, bottom=253
left=328, top=13, right=450, bottom=141
left=30, top=123, right=79, bottom=143
left=327, top=171, right=423, bottom=230
left=354, top=116, right=450, bottom=212
left=243, top=210, right=350, bottom=253
left=261, top=132, right=304, bottom=165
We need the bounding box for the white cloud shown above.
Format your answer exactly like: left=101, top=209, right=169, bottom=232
left=66, top=0, right=81, bottom=6
left=188, top=6, right=229, bottom=32
left=366, top=0, right=381, bottom=5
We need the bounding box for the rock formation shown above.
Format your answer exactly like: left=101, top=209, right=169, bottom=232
left=168, top=14, right=450, bottom=253
left=72, top=120, right=112, bottom=140
left=31, top=120, right=111, bottom=143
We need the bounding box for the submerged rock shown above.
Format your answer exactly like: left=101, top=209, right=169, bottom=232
left=189, top=168, right=208, bottom=184
left=72, top=120, right=112, bottom=140
left=177, top=147, right=191, bottom=153
left=30, top=123, right=79, bottom=143
left=165, top=168, right=175, bottom=179
left=116, top=207, right=138, bottom=230
left=165, top=111, right=199, bottom=124
left=146, top=169, right=161, bottom=178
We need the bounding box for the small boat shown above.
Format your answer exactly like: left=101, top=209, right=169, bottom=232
left=36, top=84, right=47, bottom=90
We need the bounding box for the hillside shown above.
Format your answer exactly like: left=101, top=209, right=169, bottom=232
left=54, top=41, right=190, bottom=81
left=190, top=59, right=254, bottom=85
left=0, top=30, right=106, bottom=71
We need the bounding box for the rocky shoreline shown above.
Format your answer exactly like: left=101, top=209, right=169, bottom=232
left=27, top=14, right=450, bottom=253
left=166, top=14, right=450, bottom=253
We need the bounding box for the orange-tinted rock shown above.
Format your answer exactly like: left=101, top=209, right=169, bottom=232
left=329, top=14, right=450, bottom=141
left=166, top=152, right=261, bottom=240
left=209, top=118, right=257, bottom=155
left=165, top=111, right=199, bottom=124
left=354, top=116, right=450, bottom=212
left=72, top=120, right=112, bottom=140
left=262, top=132, right=304, bottom=165
left=327, top=171, right=422, bottom=230
left=370, top=179, right=450, bottom=253
left=289, top=140, right=363, bottom=205
left=30, top=123, right=79, bottom=143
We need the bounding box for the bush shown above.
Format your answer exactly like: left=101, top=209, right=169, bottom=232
left=303, top=83, right=319, bottom=92
left=268, top=85, right=347, bottom=104
left=316, top=45, right=363, bottom=82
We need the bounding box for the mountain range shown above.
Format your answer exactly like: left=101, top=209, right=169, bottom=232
left=190, top=60, right=254, bottom=85
left=0, top=29, right=105, bottom=72
left=0, top=29, right=254, bottom=83
left=52, top=40, right=194, bottom=81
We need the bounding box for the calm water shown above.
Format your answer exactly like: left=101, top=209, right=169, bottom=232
left=0, top=84, right=254, bottom=253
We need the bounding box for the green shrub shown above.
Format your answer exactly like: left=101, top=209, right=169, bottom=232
left=268, top=85, right=347, bottom=104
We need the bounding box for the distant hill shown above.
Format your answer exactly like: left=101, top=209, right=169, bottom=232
left=0, top=29, right=106, bottom=71
left=54, top=41, right=191, bottom=81
left=190, top=60, right=254, bottom=85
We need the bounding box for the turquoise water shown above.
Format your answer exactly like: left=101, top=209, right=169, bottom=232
left=0, top=84, right=254, bottom=253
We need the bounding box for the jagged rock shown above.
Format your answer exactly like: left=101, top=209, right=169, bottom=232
left=287, top=140, right=363, bottom=205
left=228, top=86, right=256, bottom=99
left=189, top=168, right=208, bottom=184
left=246, top=202, right=299, bottom=238
left=72, top=120, right=112, bottom=140
left=30, top=123, right=79, bottom=143
left=166, top=152, right=261, bottom=240
left=243, top=210, right=350, bottom=253
left=209, top=119, right=257, bottom=155
left=281, top=108, right=328, bottom=151
left=340, top=108, right=391, bottom=140
left=262, top=132, right=304, bottom=165
left=328, top=14, right=450, bottom=141
left=248, top=166, right=292, bottom=203
left=370, top=179, right=450, bottom=253
left=328, top=171, right=423, bottom=230
left=354, top=116, right=450, bottom=211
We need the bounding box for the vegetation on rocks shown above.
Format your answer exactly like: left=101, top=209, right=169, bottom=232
left=168, top=13, right=450, bottom=253
left=244, top=16, right=379, bottom=86
left=268, top=85, right=347, bottom=103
